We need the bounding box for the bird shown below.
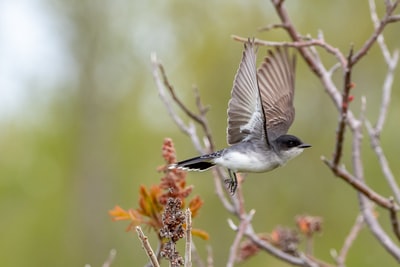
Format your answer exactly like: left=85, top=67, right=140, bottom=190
left=168, top=39, right=311, bottom=194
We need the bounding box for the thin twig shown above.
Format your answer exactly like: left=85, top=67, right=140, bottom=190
left=159, top=64, right=202, bottom=125
left=351, top=0, right=400, bottom=65
left=389, top=14, right=400, bottom=22
left=369, top=0, right=391, bottom=62
left=270, top=0, right=325, bottom=77
left=232, top=35, right=347, bottom=70
left=190, top=242, right=205, bottom=267
left=244, top=224, right=318, bottom=267
left=226, top=210, right=256, bottom=267
left=321, top=157, right=398, bottom=211
left=335, top=214, right=364, bottom=267
left=268, top=0, right=391, bottom=131
left=102, top=249, right=117, bottom=267
left=303, top=255, right=335, bottom=267
left=352, top=99, right=400, bottom=260
left=136, top=226, right=160, bottom=267
left=375, top=49, right=399, bottom=134
left=369, top=0, right=400, bottom=133
left=258, top=23, right=288, bottom=32
left=159, top=61, right=214, bottom=153
left=356, top=174, right=400, bottom=260
left=151, top=53, right=205, bottom=154
left=232, top=33, right=359, bottom=132
left=366, top=121, right=400, bottom=204
left=206, top=245, right=214, bottom=267
left=365, top=0, right=400, bottom=246
left=332, top=48, right=354, bottom=167
left=185, top=208, right=192, bottom=267
left=192, top=85, right=214, bottom=151
left=389, top=198, right=400, bottom=241
left=367, top=0, right=400, bottom=204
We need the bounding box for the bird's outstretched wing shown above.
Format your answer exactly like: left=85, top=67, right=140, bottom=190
left=257, top=48, right=296, bottom=141
left=227, top=40, right=265, bottom=145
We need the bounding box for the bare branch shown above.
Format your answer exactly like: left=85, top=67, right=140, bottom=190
left=388, top=14, right=400, bottom=22
left=206, top=245, right=214, bottom=267
left=369, top=0, right=400, bottom=134
left=158, top=64, right=215, bottom=153
left=366, top=121, right=400, bottom=203
left=244, top=225, right=319, bottom=267
left=334, top=214, right=364, bottom=267
left=322, top=157, right=398, bottom=211
left=360, top=197, right=400, bottom=260
left=268, top=1, right=362, bottom=134
left=185, top=209, right=192, bottom=267
left=258, top=23, right=288, bottom=32
left=375, top=50, right=399, bottom=133
left=268, top=0, right=399, bottom=128
left=151, top=53, right=205, bottom=154
left=190, top=242, right=205, bottom=267
left=151, top=53, right=239, bottom=217
left=368, top=0, right=400, bottom=203
left=136, top=226, right=160, bottom=267
left=268, top=1, right=400, bottom=261
left=102, top=249, right=117, bottom=267
left=156, top=64, right=214, bottom=150
left=351, top=0, right=400, bottom=65
left=270, top=1, right=325, bottom=77
left=232, top=35, right=347, bottom=70
left=332, top=48, right=354, bottom=167
left=192, top=85, right=215, bottom=152
left=352, top=102, right=400, bottom=260
left=369, top=0, right=391, bottom=62
left=389, top=198, right=400, bottom=241
left=273, top=0, right=285, bottom=7
left=303, top=255, right=335, bottom=267
left=158, top=63, right=203, bottom=125
left=226, top=210, right=255, bottom=267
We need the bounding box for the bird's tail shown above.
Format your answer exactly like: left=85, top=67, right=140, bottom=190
left=169, top=152, right=221, bottom=171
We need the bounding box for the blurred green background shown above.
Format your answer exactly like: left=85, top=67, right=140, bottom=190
left=0, top=0, right=399, bottom=266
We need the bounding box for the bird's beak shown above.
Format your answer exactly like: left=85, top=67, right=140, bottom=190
left=299, top=143, right=312, bottom=148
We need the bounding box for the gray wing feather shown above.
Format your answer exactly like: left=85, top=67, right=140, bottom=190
left=257, top=48, right=296, bottom=141
left=227, top=40, right=265, bottom=145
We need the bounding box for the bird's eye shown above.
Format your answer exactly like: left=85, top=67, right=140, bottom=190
left=287, top=140, right=300, bottom=147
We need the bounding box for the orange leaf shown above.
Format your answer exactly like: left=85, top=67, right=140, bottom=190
left=149, top=185, right=163, bottom=212
left=109, top=205, right=131, bottom=221
left=191, top=228, right=209, bottom=240
left=189, top=196, right=204, bottom=218
left=138, top=185, right=155, bottom=217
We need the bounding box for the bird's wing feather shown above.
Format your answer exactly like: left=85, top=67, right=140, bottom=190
left=227, top=40, right=265, bottom=145
left=257, top=48, right=296, bottom=141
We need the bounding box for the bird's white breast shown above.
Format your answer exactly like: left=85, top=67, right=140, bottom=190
left=213, top=150, right=282, bottom=173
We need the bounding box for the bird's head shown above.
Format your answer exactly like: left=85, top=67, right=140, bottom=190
left=273, top=134, right=311, bottom=162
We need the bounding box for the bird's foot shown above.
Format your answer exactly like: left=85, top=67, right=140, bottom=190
left=224, top=170, right=238, bottom=195
left=224, top=178, right=237, bottom=195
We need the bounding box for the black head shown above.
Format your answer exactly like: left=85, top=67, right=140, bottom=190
left=274, top=134, right=311, bottom=151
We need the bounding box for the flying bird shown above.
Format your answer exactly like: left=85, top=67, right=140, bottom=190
left=169, top=39, right=311, bottom=193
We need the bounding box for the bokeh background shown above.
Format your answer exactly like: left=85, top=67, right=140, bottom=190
left=1, top=0, right=399, bottom=266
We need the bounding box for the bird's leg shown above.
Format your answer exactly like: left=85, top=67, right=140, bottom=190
left=224, top=169, right=238, bottom=194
